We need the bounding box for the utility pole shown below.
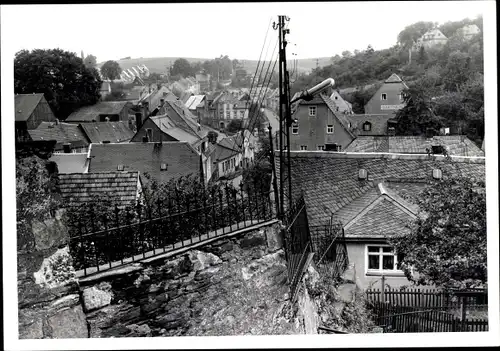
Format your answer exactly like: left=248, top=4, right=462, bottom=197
left=274, top=15, right=292, bottom=219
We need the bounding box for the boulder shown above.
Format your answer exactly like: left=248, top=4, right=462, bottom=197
left=82, top=286, right=113, bottom=312
left=188, top=250, right=222, bottom=272
left=32, top=246, right=77, bottom=290
left=47, top=305, right=88, bottom=338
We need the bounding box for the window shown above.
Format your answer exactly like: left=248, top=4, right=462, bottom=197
left=381, top=93, right=387, bottom=100
left=363, top=122, right=372, bottom=131
left=146, top=128, right=153, bottom=140
left=292, top=123, right=299, bottom=134
left=366, top=245, right=403, bottom=274
left=317, top=145, right=325, bottom=151
left=309, top=106, right=317, bottom=116
left=226, top=112, right=231, bottom=119
left=240, top=111, right=245, bottom=118
left=327, top=125, right=334, bottom=134
left=300, top=145, right=308, bottom=150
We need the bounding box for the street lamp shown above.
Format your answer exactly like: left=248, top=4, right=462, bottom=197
left=290, top=78, right=335, bottom=104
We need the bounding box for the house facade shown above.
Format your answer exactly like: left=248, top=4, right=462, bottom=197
left=289, top=94, right=355, bottom=151
left=15, top=93, right=57, bottom=142
left=364, top=73, right=408, bottom=115
left=204, top=91, right=250, bottom=130
left=456, top=24, right=481, bottom=40
left=278, top=151, right=485, bottom=289
left=415, top=28, right=448, bottom=50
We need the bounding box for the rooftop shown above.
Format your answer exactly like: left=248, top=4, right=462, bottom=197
left=345, top=135, right=484, bottom=157
left=66, top=101, right=130, bottom=122
left=276, top=151, right=485, bottom=229
left=15, top=93, right=46, bottom=122
left=58, top=171, right=140, bottom=208
left=28, top=121, right=89, bottom=149
left=89, top=142, right=202, bottom=184
left=79, top=121, right=135, bottom=143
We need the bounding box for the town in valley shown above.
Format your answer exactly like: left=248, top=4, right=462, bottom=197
left=4, top=1, right=495, bottom=345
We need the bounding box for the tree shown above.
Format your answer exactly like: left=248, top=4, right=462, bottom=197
left=395, top=83, right=444, bottom=136
left=397, top=21, right=436, bottom=49
left=16, top=155, right=61, bottom=251
left=14, top=48, right=102, bottom=119
left=100, top=60, right=122, bottom=81
left=83, top=54, right=97, bottom=68
left=341, top=50, right=352, bottom=58
left=390, top=177, right=486, bottom=289
left=226, top=119, right=243, bottom=133
left=442, top=51, right=473, bottom=91
left=417, top=46, right=428, bottom=65
left=171, top=58, right=192, bottom=78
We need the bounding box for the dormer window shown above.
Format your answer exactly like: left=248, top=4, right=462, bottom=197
left=117, top=164, right=124, bottom=171
left=381, top=93, right=387, bottom=101
left=160, top=163, right=168, bottom=171
left=363, top=122, right=372, bottom=131
left=309, top=106, right=317, bottom=116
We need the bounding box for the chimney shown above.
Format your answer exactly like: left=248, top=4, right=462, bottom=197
left=160, top=98, right=165, bottom=106
left=63, top=143, right=71, bottom=153
left=135, top=112, right=143, bottom=130
left=388, top=127, right=396, bottom=136
left=142, top=101, right=150, bottom=120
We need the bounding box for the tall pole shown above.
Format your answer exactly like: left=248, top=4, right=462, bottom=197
left=277, top=16, right=284, bottom=220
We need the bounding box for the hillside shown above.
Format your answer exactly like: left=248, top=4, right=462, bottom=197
left=97, top=56, right=332, bottom=75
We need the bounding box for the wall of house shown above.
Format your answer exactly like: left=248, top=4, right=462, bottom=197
left=289, top=103, right=354, bottom=151
left=364, top=83, right=407, bottom=115
left=27, top=97, right=57, bottom=130
left=345, top=242, right=411, bottom=290
left=218, top=153, right=242, bottom=178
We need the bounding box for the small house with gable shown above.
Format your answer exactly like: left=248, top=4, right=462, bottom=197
left=364, top=73, right=408, bottom=115
left=15, top=93, right=57, bottom=142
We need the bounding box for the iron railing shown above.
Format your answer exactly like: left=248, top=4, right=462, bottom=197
left=68, top=181, right=275, bottom=277
left=283, top=195, right=314, bottom=302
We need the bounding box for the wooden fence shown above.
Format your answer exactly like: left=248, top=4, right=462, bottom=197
left=366, top=287, right=487, bottom=309
left=369, top=301, right=488, bottom=333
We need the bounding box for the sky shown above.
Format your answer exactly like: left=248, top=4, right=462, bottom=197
left=0, top=1, right=489, bottom=64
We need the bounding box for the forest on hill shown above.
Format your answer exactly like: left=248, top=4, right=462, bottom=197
left=289, top=16, right=484, bottom=145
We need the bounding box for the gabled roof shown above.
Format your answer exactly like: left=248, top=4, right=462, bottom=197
left=59, top=171, right=140, bottom=208
left=49, top=153, right=89, bottom=174
left=320, top=95, right=355, bottom=138
left=150, top=115, right=200, bottom=145
left=385, top=73, right=403, bottom=83
left=89, top=142, right=202, bottom=184
left=214, top=137, right=241, bottom=162
left=345, top=136, right=484, bottom=157
left=164, top=99, right=206, bottom=139
left=277, top=151, right=485, bottom=229
left=100, top=81, right=111, bottom=92
left=66, top=102, right=130, bottom=122
left=15, top=93, right=45, bottom=121
left=79, top=121, right=135, bottom=143
left=28, top=122, right=89, bottom=149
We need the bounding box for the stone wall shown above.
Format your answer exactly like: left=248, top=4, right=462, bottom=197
left=18, top=210, right=88, bottom=339
left=78, top=221, right=290, bottom=337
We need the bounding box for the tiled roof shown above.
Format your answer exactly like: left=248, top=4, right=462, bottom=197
left=277, top=152, right=485, bottom=229
left=29, top=122, right=89, bottom=149
left=15, top=94, right=45, bottom=121
left=344, top=196, right=414, bottom=239
left=320, top=95, right=355, bottom=138
left=345, top=136, right=484, bottom=157
left=345, top=114, right=395, bottom=136
left=89, top=142, right=202, bottom=184
left=66, top=102, right=130, bottom=122
left=49, top=153, right=89, bottom=174
left=59, top=171, right=139, bottom=208
left=165, top=100, right=206, bottom=139
left=79, top=122, right=134, bottom=143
